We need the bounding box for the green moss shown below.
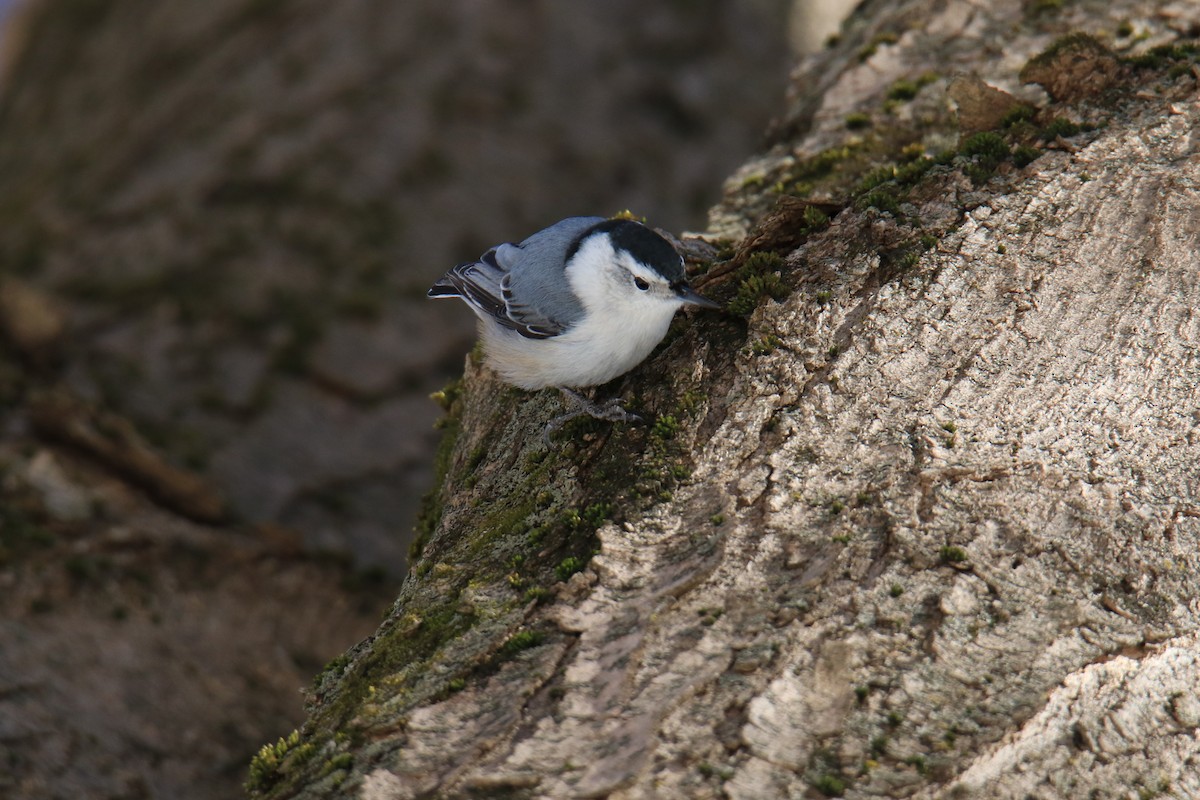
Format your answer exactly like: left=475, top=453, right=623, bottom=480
left=246, top=730, right=316, bottom=795
left=763, top=141, right=888, bottom=200
left=861, top=167, right=919, bottom=215
left=465, top=499, right=538, bottom=560
left=802, top=205, right=830, bottom=230
left=855, top=157, right=936, bottom=197
left=750, top=335, right=781, bottom=355
left=1012, top=145, right=1042, bottom=168
left=729, top=273, right=787, bottom=315
left=1168, top=62, right=1193, bottom=80
left=857, top=31, right=899, bottom=61
left=501, top=629, right=545, bottom=656
left=939, top=545, right=968, bottom=564
left=897, top=157, right=936, bottom=184
left=316, top=602, right=470, bottom=738
left=1038, top=117, right=1082, bottom=140
left=813, top=774, right=847, bottom=797
left=430, top=378, right=462, bottom=411
left=582, top=502, right=612, bottom=527
left=797, top=146, right=857, bottom=181
left=523, top=586, right=551, bottom=603
left=409, top=417, right=461, bottom=563
left=857, top=190, right=900, bottom=214
left=886, top=73, right=936, bottom=103
left=960, top=131, right=1009, bottom=161
left=320, top=753, right=353, bottom=777
left=856, top=165, right=897, bottom=194
left=556, top=556, right=585, bottom=582
left=1125, top=42, right=1200, bottom=69
left=459, top=443, right=490, bottom=489
left=845, top=112, right=872, bottom=130
left=959, top=131, right=1011, bottom=183
left=652, top=415, right=680, bottom=439
left=312, top=652, right=351, bottom=691
left=726, top=252, right=789, bottom=316
left=887, top=80, right=920, bottom=102
left=1027, top=33, right=1114, bottom=76
left=1000, top=105, right=1036, bottom=128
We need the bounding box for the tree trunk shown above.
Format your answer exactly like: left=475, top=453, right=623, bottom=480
left=262, top=1, right=1200, bottom=798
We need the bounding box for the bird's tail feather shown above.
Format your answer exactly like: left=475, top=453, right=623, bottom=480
left=427, top=277, right=462, bottom=298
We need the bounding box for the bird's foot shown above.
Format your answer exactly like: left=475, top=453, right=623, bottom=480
left=542, top=387, right=642, bottom=445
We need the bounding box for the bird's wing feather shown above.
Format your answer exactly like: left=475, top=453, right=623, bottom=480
left=500, top=216, right=600, bottom=329
left=429, top=217, right=602, bottom=340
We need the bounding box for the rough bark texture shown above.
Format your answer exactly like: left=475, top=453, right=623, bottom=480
left=265, top=1, right=1200, bottom=799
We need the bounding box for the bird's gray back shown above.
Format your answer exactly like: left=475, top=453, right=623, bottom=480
left=498, top=216, right=604, bottom=330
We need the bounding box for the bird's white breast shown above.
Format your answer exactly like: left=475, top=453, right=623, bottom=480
left=479, top=303, right=677, bottom=389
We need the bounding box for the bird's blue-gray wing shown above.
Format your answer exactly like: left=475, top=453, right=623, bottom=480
left=498, top=216, right=600, bottom=332
left=428, top=250, right=515, bottom=324
left=429, top=217, right=601, bottom=339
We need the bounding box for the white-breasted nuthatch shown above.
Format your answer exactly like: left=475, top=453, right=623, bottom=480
left=429, top=216, right=719, bottom=437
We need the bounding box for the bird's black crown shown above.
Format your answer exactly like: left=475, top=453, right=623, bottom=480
left=570, top=218, right=685, bottom=283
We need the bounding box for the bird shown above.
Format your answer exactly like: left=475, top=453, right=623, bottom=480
left=428, top=216, right=720, bottom=440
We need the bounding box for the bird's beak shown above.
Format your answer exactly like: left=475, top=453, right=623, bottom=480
left=674, top=283, right=722, bottom=309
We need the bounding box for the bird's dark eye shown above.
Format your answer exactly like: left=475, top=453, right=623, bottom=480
left=634, top=277, right=650, bottom=291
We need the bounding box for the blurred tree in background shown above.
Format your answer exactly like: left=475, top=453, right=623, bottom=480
left=0, top=1, right=800, bottom=798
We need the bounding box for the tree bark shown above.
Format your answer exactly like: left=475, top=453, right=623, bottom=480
left=264, top=1, right=1200, bottom=798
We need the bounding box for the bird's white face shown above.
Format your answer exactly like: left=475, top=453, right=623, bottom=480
left=565, top=233, right=685, bottom=319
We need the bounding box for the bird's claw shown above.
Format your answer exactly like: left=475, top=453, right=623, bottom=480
left=542, top=388, right=642, bottom=445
